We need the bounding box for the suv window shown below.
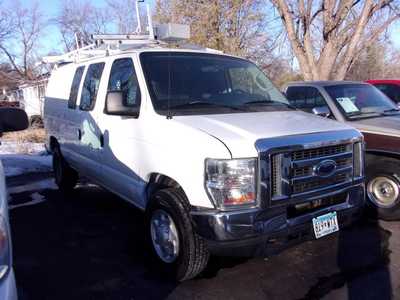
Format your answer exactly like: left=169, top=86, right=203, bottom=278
left=108, top=58, right=140, bottom=107
left=68, top=66, right=85, bottom=109
left=80, top=62, right=105, bottom=111
left=286, top=86, right=327, bottom=112
left=374, top=84, right=400, bottom=103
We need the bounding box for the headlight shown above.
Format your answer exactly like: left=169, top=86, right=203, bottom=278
left=205, top=158, right=257, bottom=210
left=0, top=216, right=10, bottom=280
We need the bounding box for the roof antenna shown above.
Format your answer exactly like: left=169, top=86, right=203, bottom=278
left=135, top=0, right=144, bottom=34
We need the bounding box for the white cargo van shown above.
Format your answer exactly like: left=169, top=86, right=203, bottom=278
left=44, top=24, right=365, bottom=280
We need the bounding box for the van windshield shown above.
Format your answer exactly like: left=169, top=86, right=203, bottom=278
left=140, top=52, right=290, bottom=116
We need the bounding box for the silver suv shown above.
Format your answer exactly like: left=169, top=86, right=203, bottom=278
left=0, top=108, right=29, bottom=299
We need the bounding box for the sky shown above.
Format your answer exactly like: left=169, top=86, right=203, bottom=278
left=5, top=0, right=400, bottom=55
left=14, top=0, right=156, bottom=54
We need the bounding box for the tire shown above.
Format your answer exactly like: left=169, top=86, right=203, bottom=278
left=366, top=157, right=400, bottom=220
left=53, top=146, right=78, bottom=192
left=146, top=188, right=210, bottom=281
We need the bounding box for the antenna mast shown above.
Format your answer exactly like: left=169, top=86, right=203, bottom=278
left=135, top=0, right=144, bottom=34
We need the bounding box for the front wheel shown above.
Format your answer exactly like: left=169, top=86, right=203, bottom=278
left=366, top=157, right=400, bottom=220
left=146, top=188, right=209, bottom=281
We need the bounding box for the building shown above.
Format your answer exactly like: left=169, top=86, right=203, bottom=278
left=17, top=76, right=49, bottom=120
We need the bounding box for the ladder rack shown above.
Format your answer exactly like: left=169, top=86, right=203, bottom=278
left=42, top=1, right=188, bottom=65
left=41, top=0, right=221, bottom=66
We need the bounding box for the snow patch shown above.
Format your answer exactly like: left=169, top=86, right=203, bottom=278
left=8, top=178, right=57, bottom=194
left=0, top=154, right=52, bottom=177
left=0, top=141, right=46, bottom=155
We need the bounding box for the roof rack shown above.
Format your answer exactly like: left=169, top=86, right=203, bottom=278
left=42, top=1, right=191, bottom=65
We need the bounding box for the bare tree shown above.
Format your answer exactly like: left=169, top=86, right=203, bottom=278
left=55, top=0, right=110, bottom=51
left=154, top=0, right=274, bottom=64
left=106, top=0, right=139, bottom=34
left=271, top=0, right=400, bottom=80
left=0, top=1, right=44, bottom=81
left=347, top=38, right=400, bottom=80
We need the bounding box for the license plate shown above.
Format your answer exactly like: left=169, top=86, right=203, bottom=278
left=312, top=212, right=339, bottom=239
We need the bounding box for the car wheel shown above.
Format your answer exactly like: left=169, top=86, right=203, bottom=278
left=53, top=146, right=78, bottom=192
left=366, top=157, right=400, bottom=220
left=146, top=188, right=209, bottom=281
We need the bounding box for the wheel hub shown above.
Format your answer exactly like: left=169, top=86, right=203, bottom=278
left=367, top=176, right=400, bottom=208
left=150, top=209, right=179, bottom=263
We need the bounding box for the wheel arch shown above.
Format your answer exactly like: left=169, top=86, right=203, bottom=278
left=366, top=150, right=400, bottom=163
left=145, top=173, right=185, bottom=209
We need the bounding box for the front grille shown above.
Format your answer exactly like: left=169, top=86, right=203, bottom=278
left=292, top=173, right=349, bottom=194
left=271, top=143, right=353, bottom=198
left=291, top=144, right=348, bottom=161
left=292, top=157, right=352, bottom=178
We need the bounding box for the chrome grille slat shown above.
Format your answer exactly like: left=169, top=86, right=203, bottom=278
left=292, top=151, right=353, bottom=168
left=292, top=173, right=350, bottom=194
left=291, top=166, right=353, bottom=184
left=291, top=144, right=348, bottom=161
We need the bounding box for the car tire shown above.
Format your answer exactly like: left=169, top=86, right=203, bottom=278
left=146, top=188, right=210, bottom=281
left=53, top=146, right=78, bottom=192
left=366, top=157, right=400, bottom=220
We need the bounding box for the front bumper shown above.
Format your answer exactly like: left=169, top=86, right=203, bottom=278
left=191, top=183, right=365, bottom=257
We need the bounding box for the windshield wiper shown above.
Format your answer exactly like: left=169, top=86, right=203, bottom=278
left=170, top=101, right=247, bottom=112
left=243, top=100, right=296, bottom=109
left=347, top=111, right=383, bottom=119
left=347, top=111, right=362, bottom=117
left=382, top=108, right=400, bottom=114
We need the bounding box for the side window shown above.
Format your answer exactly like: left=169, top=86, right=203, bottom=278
left=392, top=85, right=400, bottom=103
left=286, top=86, right=327, bottom=112
left=375, top=84, right=400, bottom=103
left=108, top=58, right=140, bottom=107
left=286, top=86, right=306, bottom=108
left=80, top=62, right=105, bottom=111
left=68, top=66, right=85, bottom=109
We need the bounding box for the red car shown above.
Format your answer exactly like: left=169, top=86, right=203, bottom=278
left=366, top=79, right=400, bottom=104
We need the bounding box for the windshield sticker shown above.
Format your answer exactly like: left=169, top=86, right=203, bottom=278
left=336, top=97, right=360, bottom=113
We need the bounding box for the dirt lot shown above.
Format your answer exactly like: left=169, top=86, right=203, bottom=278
left=3, top=128, right=46, bottom=144
left=4, top=163, right=399, bottom=300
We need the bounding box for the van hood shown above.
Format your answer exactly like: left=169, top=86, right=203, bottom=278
left=174, top=111, right=354, bottom=157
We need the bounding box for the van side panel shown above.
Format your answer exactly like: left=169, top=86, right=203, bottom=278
left=44, top=64, right=84, bottom=167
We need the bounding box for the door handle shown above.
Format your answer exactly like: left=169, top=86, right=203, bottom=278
left=78, top=129, right=82, bottom=140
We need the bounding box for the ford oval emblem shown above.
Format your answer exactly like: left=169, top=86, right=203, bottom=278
left=314, top=160, right=337, bottom=177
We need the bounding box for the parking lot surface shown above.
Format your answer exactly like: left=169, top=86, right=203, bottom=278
left=6, top=169, right=400, bottom=300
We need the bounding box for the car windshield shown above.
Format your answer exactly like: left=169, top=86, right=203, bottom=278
left=140, top=52, right=290, bottom=116
left=325, top=84, right=399, bottom=120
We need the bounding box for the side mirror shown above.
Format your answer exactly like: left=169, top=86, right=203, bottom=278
left=0, top=108, right=29, bottom=134
left=312, top=106, right=331, bottom=118
left=104, top=91, right=139, bottom=117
